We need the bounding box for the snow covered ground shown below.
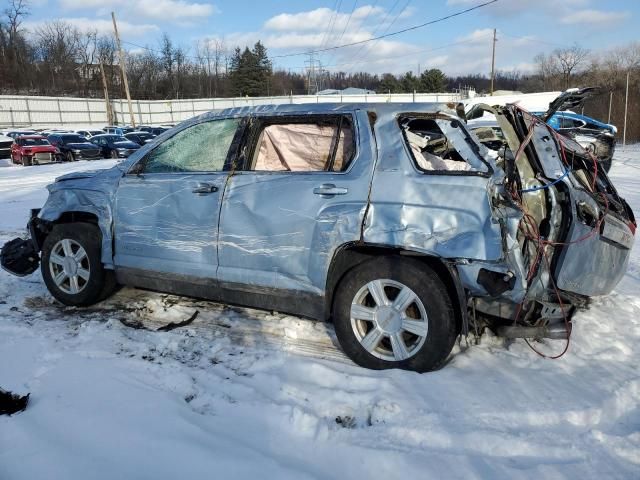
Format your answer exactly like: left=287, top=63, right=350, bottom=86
left=1, top=152, right=639, bottom=479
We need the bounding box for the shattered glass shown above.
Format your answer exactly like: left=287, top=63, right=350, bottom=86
left=143, top=118, right=240, bottom=173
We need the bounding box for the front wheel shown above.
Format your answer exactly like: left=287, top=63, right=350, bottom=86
left=110, top=150, right=119, bottom=159
left=65, top=151, right=75, bottom=162
left=41, top=223, right=117, bottom=306
left=332, top=257, right=457, bottom=372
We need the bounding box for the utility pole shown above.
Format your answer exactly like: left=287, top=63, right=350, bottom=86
left=111, top=11, right=135, bottom=127
left=607, top=90, right=613, bottom=124
left=623, top=70, right=629, bottom=146
left=99, top=61, right=113, bottom=125
left=490, top=28, right=497, bottom=96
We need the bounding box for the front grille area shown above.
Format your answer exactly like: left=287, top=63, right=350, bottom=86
left=78, top=149, right=102, bottom=159
left=0, top=140, right=12, bottom=159
left=34, top=152, right=54, bottom=163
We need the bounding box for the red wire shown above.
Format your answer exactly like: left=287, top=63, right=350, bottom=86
left=505, top=106, right=609, bottom=359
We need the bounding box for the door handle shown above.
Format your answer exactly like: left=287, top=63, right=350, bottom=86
left=192, top=183, right=218, bottom=195
left=313, top=184, right=348, bottom=197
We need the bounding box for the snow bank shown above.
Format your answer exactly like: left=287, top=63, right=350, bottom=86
left=0, top=149, right=639, bottom=479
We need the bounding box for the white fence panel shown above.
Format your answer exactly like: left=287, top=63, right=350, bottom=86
left=0, top=92, right=462, bottom=128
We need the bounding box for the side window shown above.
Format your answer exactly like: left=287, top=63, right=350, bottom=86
left=249, top=117, right=354, bottom=172
left=400, top=117, right=483, bottom=173
left=142, top=118, right=240, bottom=174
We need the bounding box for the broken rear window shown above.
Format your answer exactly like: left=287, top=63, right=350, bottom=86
left=250, top=117, right=354, bottom=172
left=400, top=116, right=488, bottom=173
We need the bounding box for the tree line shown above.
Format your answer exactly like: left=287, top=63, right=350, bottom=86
left=1, top=0, right=638, bottom=139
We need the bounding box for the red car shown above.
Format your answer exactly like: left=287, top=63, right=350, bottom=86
left=11, top=136, right=60, bottom=166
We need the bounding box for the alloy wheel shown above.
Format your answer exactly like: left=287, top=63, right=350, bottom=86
left=48, top=239, right=91, bottom=295
left=350, top=279, right=428, bottom=361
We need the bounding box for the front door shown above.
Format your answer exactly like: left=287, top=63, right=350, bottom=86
left=114, top=118, right=242, bottom=279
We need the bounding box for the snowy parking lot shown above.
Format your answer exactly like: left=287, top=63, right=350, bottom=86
left=0, top=151, right=639, bottom=479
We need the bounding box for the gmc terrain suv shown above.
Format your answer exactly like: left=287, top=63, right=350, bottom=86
left=1, top=100, right=635, bottom=372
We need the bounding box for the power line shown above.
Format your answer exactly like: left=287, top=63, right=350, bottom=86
left=350, top=0, right=412, bottom=73
left=271, top=0, right=499, bottom=58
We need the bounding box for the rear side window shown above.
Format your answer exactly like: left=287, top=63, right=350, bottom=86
left=249, top=116, right=354, bottom=172
left=142, top=118, right=240, bottom=174
left=400, top=117, right=485, bottom=173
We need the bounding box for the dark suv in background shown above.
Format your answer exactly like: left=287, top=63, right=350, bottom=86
left=46, top=133, right=103, bottom=162
left=90, top=134, right=141, bottom=158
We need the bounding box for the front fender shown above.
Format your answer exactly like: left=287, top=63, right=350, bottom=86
left=38, top=189, right=115, bottom=268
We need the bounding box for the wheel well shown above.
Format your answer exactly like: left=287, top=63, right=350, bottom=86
left=55, top=211, right=100, bottom=225
left=325, top=243, right=465, bottom=333
left=32, top=212, right=100, bottom=250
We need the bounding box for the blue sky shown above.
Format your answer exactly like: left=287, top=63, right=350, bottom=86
left=23, top=0, right=638, bottom=76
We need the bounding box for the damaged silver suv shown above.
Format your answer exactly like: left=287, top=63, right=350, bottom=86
left=1, top=101, right=635, bottom=372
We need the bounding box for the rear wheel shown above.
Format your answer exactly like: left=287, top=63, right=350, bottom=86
left=332, top=257, right=457, bottom=372
left=65, top=151, right=75, bottom=162
left=22, top=155, right=32, bottom=166
left=41, top=223, right=117, bottom=306
left=110, top=150, right=119, bottom=159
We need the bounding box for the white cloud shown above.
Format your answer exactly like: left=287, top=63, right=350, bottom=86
left=24, top=17, right=159, bottom=37
left=58, top=0, right=217, bottom=22
left=560, top=9, right=630, bottom=26
left=264, top=5, right=385, bottom=32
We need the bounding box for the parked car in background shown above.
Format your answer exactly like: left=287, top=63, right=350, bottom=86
left=10, top=136, right=60, bottom=166
left=538, top=111, right=616, bottom=172
left=41, top=128, right=72, bottom=135
left=103, top=126, right=135, bottom=136
left=5, top=130, right=37, bottom=139
left=125, top=131, right=155, bottom=146
left=76, top=129, right=105, bottom=139
left=1, top=102, right=634, bottom=372
left=150, top=127, right=170, bottom=136
left=0, top=134, right=13, bottom=159
left=90, top=134, right=141, bottom=158
left=47, top=133, right=103, bottom=161
left=136, top=126, right=170, bottom=136
left=467, top=88, right=618, bottom=173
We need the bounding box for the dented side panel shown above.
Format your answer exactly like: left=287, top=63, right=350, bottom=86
left=364, top=110, right=504, bottom=262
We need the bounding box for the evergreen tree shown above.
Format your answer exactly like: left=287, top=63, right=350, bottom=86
left=419, top=68, right=446, bottom=93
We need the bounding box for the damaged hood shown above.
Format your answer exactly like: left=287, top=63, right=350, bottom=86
left=50, top=165, right=124, bottom=193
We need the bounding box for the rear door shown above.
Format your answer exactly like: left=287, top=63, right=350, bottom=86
left=113, top=117, right=242, bottom=279
left=217, top=110, right=375, bottom=295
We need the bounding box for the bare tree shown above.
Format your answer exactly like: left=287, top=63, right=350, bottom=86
left=553, top=44, right=590, bottom=89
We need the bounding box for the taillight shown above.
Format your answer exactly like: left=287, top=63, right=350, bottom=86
left=628, top=221, right=636, bottom=236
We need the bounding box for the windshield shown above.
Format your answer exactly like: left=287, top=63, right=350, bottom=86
left=21, top=138, right=50, bottom=146
left=62, top=135, right=88, bottom=144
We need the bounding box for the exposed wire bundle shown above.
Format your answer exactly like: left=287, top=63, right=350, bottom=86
left=506, top=106, right=609, bottom=359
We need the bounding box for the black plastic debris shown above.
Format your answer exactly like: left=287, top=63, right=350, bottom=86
left=0, top=389, right=30, bottom=415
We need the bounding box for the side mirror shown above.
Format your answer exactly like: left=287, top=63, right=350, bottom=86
left=128, top=160, right=145, bottom=176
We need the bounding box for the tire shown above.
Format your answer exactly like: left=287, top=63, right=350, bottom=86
left=332, top=257, right=457, bottom=372
left=65, top=151, right=75, bottom=162
left=110, top=150, right=119, bottom=159
left=41, top=223, right=117, bottom=307
left=600, top=158, right=612, bottom=174
left=22, top=155, right=32, bottom=166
